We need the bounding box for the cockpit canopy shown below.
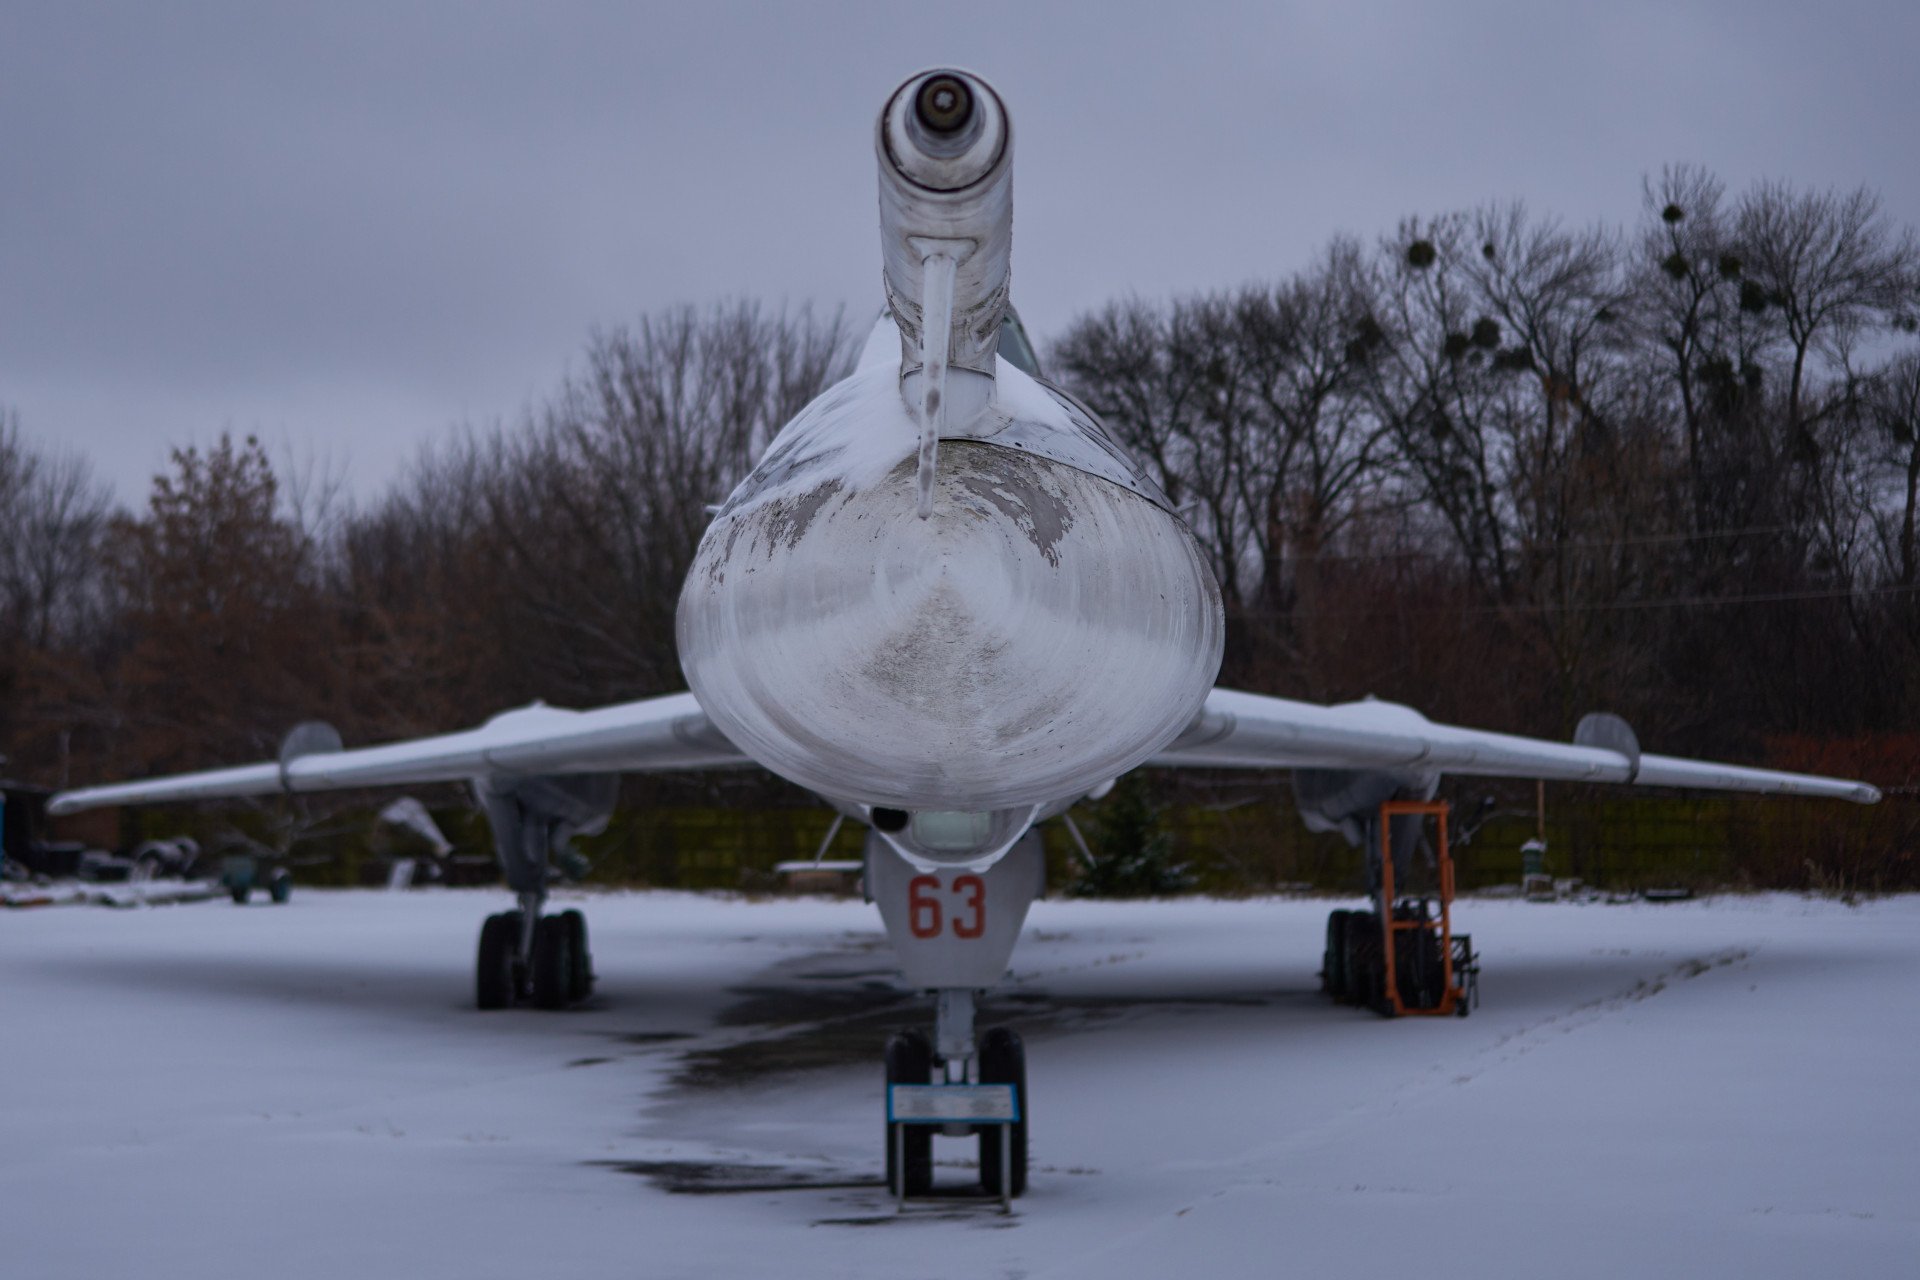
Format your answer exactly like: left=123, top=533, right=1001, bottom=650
left=996, top=306, right=1042, bottom=377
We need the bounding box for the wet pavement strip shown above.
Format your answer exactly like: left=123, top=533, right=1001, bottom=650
left=583, top=929, right=1278, bottom=1212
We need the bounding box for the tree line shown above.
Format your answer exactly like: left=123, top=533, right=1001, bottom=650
left=3, top=169, right=1917, bottom=879
left=1057, top=167, right=1920, bottom=762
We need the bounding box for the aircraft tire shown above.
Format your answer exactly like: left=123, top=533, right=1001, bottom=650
left=884, top=1029, right=934, bottom=1198
left=229, top=884, right=249, bottom=905
left=561, top=909, right=593, bottom=1001
left=530, top=915, right=573, bottom=1010
left=1345, top=912, right=1384, bottom=1010
left=268, top=870, right=292, bottom=905
left=977, top=1026, right=1028, bottom=1198
left=1323, top=910, right=1353, bottom=999
left=476, top=912, right=518, bottom=1010
left=1395, top=919, right=1444, bottom=1011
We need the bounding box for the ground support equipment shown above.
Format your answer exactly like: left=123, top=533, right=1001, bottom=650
left=221, top=854, right=292, bottom=905
left=886, top=1077, right=1021, bottom=1214
left=1373, top=800, right=1477, bottom=1017
left=1321, top=801, right=1480, bottom=1016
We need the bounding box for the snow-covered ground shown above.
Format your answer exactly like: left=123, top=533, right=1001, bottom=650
left=3, top=888, right=1914, bottom=1278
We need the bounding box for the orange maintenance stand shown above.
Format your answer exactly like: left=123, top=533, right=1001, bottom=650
left=1374, top=799, right=1478, bottom=1017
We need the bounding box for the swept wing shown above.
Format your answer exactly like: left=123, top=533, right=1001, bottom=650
left=1150, top=688, right=1880, bottom=803
left=47, top=693, right=750, bottom=815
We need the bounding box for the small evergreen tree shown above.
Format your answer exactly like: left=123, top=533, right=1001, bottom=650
left=1069, top=774, right=1193, bottom=898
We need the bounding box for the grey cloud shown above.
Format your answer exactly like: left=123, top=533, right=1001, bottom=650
left=3, top=0, right=1914, bottom=499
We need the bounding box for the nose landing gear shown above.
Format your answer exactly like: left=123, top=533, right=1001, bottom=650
left=883, top=991, right=1029, bottom=1201
left=866, top=831, right=1044, bottom=1204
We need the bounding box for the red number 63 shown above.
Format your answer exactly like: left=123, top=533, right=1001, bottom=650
left=907, top=875, right=985, bottom=939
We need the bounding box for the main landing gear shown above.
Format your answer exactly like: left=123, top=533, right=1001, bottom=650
left=469, top=773, right=615, bottom=1012
left=475, top=894, right=595, bottom=1010
left=884, top=990, right=1029, bottom=1199
left=1320, top=800, right=1478, bottom=1017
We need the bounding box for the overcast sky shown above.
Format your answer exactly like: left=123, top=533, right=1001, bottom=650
left=4, top=1, right=1916, bottom=504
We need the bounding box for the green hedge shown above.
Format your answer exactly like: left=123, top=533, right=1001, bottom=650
left=122, top=785, right=1916, bottom=895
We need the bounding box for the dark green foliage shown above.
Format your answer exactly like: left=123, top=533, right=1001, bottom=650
left=1662, top=202, right=1685, bottom=223
left=1470, top=317, right=1501, bottom=349
left=1068, top=776, right=1193, bottom=898
left=1406, top=239, right=1437, bottom=268
left=1661, top=250, right=1690, bottom=280
left=1717, top=252, right=1743, bottom=279
left=1442, top=331, right=1471, bottom=360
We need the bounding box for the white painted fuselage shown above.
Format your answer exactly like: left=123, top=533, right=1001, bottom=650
left=676, top=69, right=1226, bottom=872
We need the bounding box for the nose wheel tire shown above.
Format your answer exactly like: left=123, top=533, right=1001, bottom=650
left=884, top=1030, right=934, bottom=1198
left=977, top=1026, right=1028, bottom=1198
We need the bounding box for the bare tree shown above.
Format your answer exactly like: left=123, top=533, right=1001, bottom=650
left=1054, top=272, right=1386, bottom=686
left=340, top=302, right=856, bottom=717
left=1736, top=180, right=1919, bottom=434
left=0, top=414, right=119, bottom=783
left=1866, top=351, right=1920, bottom=587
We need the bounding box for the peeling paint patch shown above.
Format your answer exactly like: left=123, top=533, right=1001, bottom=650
left=947, top=446, right=1075, bottom=567
left=753, top=478, right=846, bottom=557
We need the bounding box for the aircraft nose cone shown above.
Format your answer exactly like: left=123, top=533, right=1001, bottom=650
left=678, top=442, right=1223, bottom=811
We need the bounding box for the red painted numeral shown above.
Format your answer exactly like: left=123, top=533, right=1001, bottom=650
left=952, top=875, right=985, bottom=938
left=908, top=876, right=942, bottom=938
left=907, top=875, right=988, bottom=939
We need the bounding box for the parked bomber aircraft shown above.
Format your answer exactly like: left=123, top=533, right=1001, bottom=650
left=51, top=69, right=1880, bottom=1199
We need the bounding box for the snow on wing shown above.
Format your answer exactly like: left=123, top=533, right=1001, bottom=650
left=1149, top=688, right=1881, bottom=803
left=46, top=692, right=751, bottom=815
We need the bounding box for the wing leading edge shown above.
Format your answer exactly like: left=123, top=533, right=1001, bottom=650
left=1149, top=688, right=1881, bottom=803
left=46, top=692, right=751, bottom=816
left=49, top=686, right=1881, bottom=815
